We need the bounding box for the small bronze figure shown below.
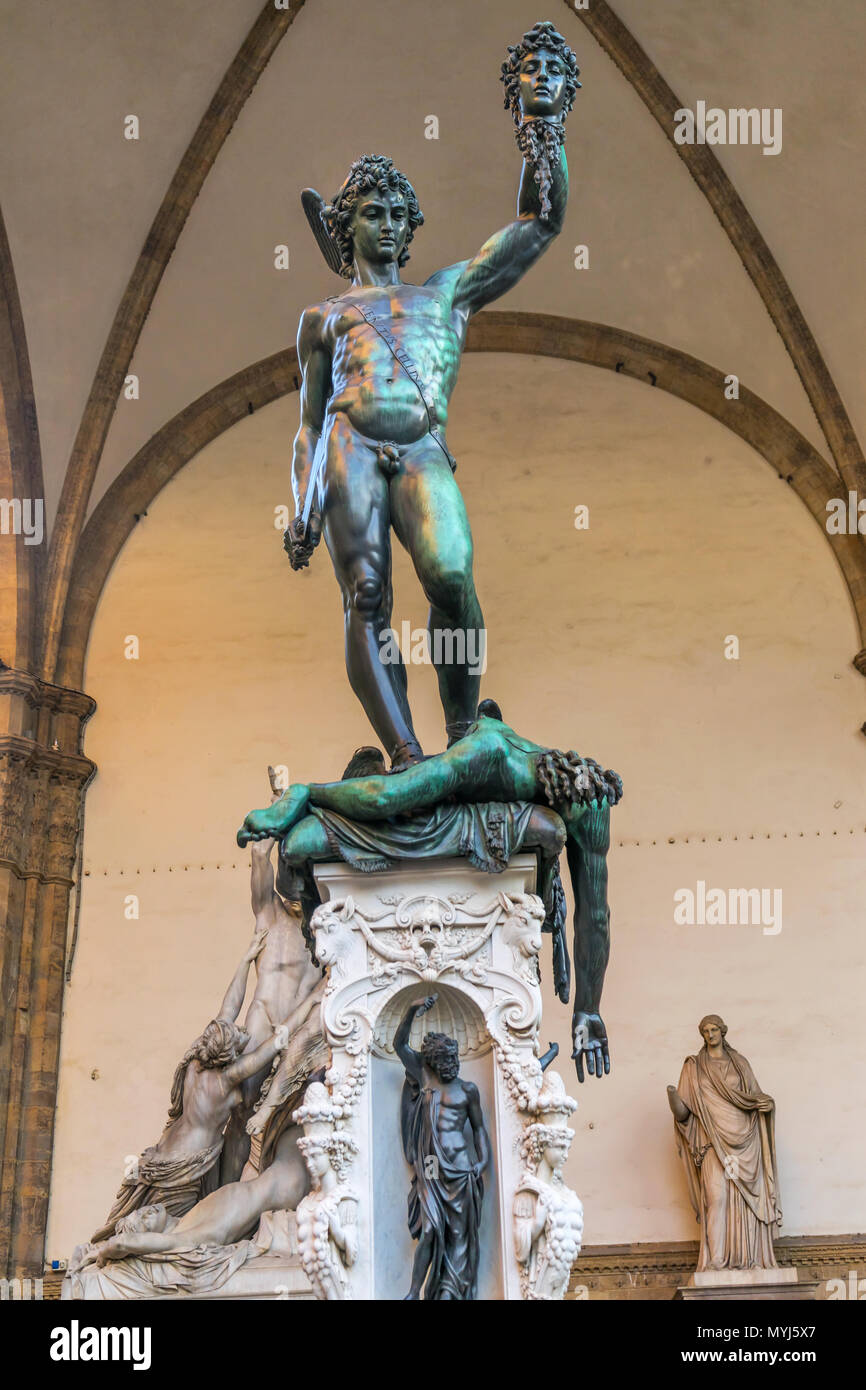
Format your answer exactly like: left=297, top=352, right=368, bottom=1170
left=394, top=995, right=490, bottom=1300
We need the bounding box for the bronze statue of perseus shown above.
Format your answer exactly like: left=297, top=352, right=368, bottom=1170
left=287, top=22, right=580, bottom=770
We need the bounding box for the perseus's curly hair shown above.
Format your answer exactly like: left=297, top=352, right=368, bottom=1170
left=323, top=155, right=424, bottom=279
left=536, top=749, right=623, bottom=811
left=500, top=21, right=581, bottom=128
left=421, top=1031, right=459, bottom=1075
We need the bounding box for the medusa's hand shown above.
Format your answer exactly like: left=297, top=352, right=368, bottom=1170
left=572, top=1011, right=610, bottom=1083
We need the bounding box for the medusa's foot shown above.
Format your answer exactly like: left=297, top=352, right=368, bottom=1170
left=238, top=785, right=310, bottom=846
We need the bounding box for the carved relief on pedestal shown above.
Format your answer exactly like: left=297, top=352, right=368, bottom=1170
left=292, top=1082, right=360, bottom=1301
left=308, top=868, right=581, bottom=1301
left=312, top=888, right=540, bottom=990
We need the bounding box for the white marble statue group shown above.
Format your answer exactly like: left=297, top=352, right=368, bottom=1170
left=65, top=773, right=356, bottom=1299
left=64, top=774, right=587, bottom=1301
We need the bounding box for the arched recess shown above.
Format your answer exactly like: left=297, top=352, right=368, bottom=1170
left=56, top=311, right=866, bottom=693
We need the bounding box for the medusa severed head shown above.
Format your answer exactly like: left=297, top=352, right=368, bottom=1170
left=323, top=155, right=424, bottom=280
left=421, top=1031, right=460, bottom=1083
left=501, top=21, right=580, bottom=126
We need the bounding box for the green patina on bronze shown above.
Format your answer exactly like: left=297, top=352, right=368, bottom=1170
left=238, top=27, right=618, bottom=1084
left=287, top=23, right=577, bottom=768
left=239, top=713, right=620, bottom=1082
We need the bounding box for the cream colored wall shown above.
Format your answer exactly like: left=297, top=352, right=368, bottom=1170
left=46, top=356, right=866, bottom=1260
left=5, top=0, right=862, bottom=522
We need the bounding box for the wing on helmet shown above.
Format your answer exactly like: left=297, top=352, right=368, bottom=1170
left=301, top=187, right=343, bottom=275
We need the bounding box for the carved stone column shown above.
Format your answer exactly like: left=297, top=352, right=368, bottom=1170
left=0, top=666, right=95, bottom=1278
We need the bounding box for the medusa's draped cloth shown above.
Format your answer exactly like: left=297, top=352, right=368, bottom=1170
left=91, top=1143, right=222, bottom=1245
left=401, top=1082, right=483, bottom=1300
left=674, top=1046, right=781, bottom=1271
left=305, top=801, right=566, bottom=947
left=309, top=800, right=536, bottom=875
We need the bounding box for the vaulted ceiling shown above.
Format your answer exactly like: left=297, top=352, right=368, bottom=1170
left=0, top=0, right=863, bottom=679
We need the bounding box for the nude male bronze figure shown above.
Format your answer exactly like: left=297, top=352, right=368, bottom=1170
left=286, top=24, right=580, bottom=769
left=395, top=994, right=490, bottom=1300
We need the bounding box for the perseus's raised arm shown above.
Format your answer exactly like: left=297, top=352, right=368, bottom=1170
left=444, top=145, right=568, bottom=318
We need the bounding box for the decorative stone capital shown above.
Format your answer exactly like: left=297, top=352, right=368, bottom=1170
left=0, top=667, right=96, bottom=883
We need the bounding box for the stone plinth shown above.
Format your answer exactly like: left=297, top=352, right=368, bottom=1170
left=63, top=1255, right=313, bottom=1302
left=676, top=1266, right=819, bottom=1301
left=691, top=1266, right=798, bottom=1287
left=310, top=853, right=581, bottom=1301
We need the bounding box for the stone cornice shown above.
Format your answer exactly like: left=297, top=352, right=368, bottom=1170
left=0, top=667, right=95, bottom=722
left=0, top=734, right=95, bottom=785
left=572, top=1234, right=866, bottom=1282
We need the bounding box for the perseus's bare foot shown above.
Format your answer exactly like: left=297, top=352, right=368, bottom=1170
left=238, top=785, right=310, bottom=847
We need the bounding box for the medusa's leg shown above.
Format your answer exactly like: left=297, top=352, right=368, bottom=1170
left=279, top=815, right=333, bottom=865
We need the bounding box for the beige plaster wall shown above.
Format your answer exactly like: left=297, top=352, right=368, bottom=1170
left=46, top=355, right=866, bottom=1259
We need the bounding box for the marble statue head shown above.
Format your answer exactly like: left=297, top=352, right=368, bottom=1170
left=294, top=1081, right=358, bottom=1183
left=500, top=891, right=545, bottom=960
left=521, top=1120, right=574, bottom=1175
left=699, top=1015, right=728, bottom=1047
left=194, top=1018, right=250, bottom=1067
left=311, top=897, right=355, bottom=972
left=115, top=1204, right=170, bottom=1235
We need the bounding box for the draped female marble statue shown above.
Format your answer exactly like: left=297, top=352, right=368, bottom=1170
left=293, top=1082, right=359, bottom=1300
left=667, top=1016, right=782, bottom=1272
left=513, top=1071, right=583, bottom=1301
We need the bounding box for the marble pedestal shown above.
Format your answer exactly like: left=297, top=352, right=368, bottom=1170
left=62, top=1255, right=314, bottom=1302
left=64, top=854, right=582, bottom=1302
left=310, top=853, right=581, bottom=1301
left=676, top=1267, right=819, bottom=1301
left=62, top=1211, right=316, bottom=1301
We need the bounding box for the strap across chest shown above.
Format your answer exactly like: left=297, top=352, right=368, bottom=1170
left=341, top=300, right=456, bottom=472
